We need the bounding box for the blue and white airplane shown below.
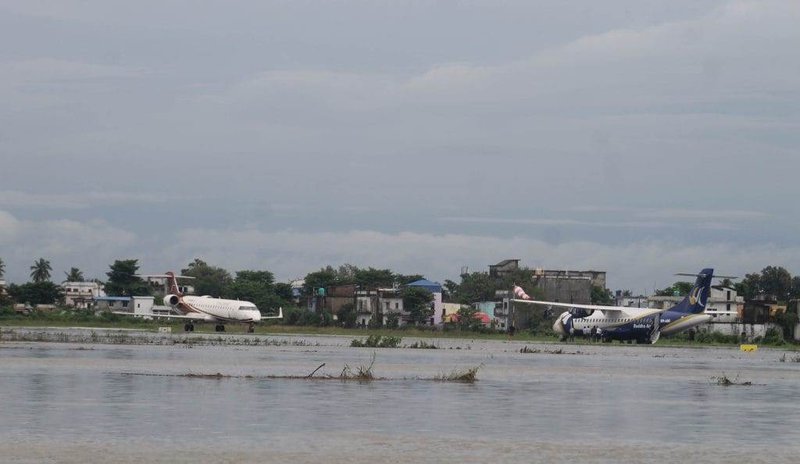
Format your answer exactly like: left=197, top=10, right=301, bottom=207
left=514, top=268, right=728, bottom=344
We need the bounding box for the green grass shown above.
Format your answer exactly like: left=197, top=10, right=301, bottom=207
left=1, top=310, right=798, bottom=348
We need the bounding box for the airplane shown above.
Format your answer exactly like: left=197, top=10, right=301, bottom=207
left=116, top=272, right=282, bottom=333
left=513, top=268, right=731, bottom=344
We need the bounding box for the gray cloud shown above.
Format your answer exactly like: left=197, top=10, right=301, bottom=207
left=0, top=1, right=798, bottom=289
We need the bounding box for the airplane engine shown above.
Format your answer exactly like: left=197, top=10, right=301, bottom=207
left=553, top=311, right=573, bottom=337
left=164, top=294, right=180, bottom=306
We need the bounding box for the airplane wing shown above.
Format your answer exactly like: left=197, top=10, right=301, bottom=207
left=112, top=311, right=215, bottom=321
left=512, top=299, right=664, bottom=315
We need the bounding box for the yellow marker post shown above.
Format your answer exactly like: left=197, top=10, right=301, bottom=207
left=740, top=344, right=758, bottom=352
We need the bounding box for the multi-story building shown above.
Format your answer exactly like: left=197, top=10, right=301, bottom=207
left=61, top=281, right=105, bottom=309
left=355, top=288, right=404, bottom=327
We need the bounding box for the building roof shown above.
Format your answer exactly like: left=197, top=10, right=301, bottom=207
left=407, top=279, right=442, bottom=293
left=95, top=296, right=131, bottom=302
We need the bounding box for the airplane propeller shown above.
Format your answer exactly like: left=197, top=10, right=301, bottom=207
left=674, top=272, right=738, bottom=280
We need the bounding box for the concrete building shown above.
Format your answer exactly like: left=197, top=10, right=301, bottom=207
left=355, top=288, right=404, bottom=327
left=615, top=291, right=648, bottom=308
left=142, top=276, right=194, bottom=296
left=530, top=269, right=606, bottom=304
left=95, top=296, right=159, bottom=316
left=407, top=279, right=443, bottom=326
left=489, top=259, right=520, bottom=278
left=308, top=284, right=357, bottom=315
left=62, top=281, right=105, bottom=309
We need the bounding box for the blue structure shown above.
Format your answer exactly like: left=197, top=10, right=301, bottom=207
left=406, top=279, right=442, bottom=293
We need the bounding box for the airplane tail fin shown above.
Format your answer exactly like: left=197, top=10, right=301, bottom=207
left=669, top=268, right=714, bottom=314
left=165, top=271, right=183, bottom=297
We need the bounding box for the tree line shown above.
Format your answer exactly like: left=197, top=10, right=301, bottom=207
left=2, top=256, right=800, bottom=313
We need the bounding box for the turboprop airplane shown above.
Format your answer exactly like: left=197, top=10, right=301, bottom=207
left=118, top=272, right=282, bottom=333
left=513, top=268, right=730, bottom=344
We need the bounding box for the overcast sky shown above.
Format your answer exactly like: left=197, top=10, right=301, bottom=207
left=1, top=0, right=798, bottom=292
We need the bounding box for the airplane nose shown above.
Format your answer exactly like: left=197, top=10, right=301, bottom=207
left=252, top=311, right=261, bottom=322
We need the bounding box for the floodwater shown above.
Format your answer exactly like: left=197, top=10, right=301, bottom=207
left=1, top=330, right=799, bottom=463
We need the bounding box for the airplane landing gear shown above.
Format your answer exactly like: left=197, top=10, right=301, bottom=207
left=184, top=323, right=194, bottom=332
left=214, top=324, right=226, bottom=332
left=247, top=324, right=255, bottom=333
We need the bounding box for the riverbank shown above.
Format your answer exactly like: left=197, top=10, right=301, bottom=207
left=2, top=325, right=797, bottom=350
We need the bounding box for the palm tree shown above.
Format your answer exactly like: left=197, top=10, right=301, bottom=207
left=30, top=258, right=52, bottom=283
left=64, top=267, right=85, bottom=282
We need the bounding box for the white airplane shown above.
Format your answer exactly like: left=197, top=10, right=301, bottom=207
left=513, top=268, right=732, bottom=344
left=119, top=272, right=282, bottom=333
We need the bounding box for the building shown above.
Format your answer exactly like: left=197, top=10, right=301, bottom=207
left=407, top=279, right=443, bottom=325
left=615, top=291, right=648, bottom=308
left=648, top=286, right=744, bottom=323
left=530, top=269, right=606, bottom=304
left=142, top=276, right=194, bottom=296
left=95, top=296, right=160, bottom=316
left=61, top=281, right=105, bottom=309
left=489, top=259, right=520, bottom=278
left=355, top=288, right=404, bottom=327
left=308, top=284, right=357, bottom=315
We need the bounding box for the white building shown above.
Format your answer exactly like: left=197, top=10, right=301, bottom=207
left=95, top=296, right=156, bottom=316
left=704, top=286, right=744, bottom=323
left=62, top=281, right=105, bottom=309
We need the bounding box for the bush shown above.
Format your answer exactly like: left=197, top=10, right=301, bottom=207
left=350, top=335, right=402, bottom=348
left=762, top=327, right=785, bottom=346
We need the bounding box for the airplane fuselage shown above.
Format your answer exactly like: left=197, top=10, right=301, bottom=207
left=555, top=308, right=712, bottom=343
left=555, top=308, right=662, bottom=343
left=172, top=294, right=262, bottom=323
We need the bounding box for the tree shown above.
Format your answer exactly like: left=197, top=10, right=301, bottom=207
left=654, top=281, right=693, bottom=297
left=455, top=305, right=483, bottom=331
left=304, top=266, right=340, bottom=294
left=274, top=282, right=294, bottom=301
left=442, top=279, right=459, bottom=302
left=591, top=285, right=613, bottom=305
left=7, top=282, right=63, bottom=305
left=354, top=267, right=395, bottom=289
left=181, top=258, right=233, bottom=296
left=402, top=286, right=434, bottom=325
left=759, top=266, right=792, bottom=301
left=395, top=274, right=424, bottom=286
left=227, top=270, right=287, bottom=313
left=736, top=267, right=793, bottom=301
left=30, top=258, right=52, bottom=283
left=105, top=259, right=150, bottom=296
left=791, top=276, right=800, bottom=299
left=452, top=272, right=496, bottom=304
left=64, top=267, right=85, bottom=282
left=337, top=302, right=358, bottom=328
left=736, top=273, right=762, bottom=300
left=0, top=257, right=5, bottom=278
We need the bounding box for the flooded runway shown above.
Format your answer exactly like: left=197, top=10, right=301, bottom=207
left=1, top=331, right=799, bottom=463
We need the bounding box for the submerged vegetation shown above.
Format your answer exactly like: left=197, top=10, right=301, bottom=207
left=434, top=364, right=482, bottom=383
left=350, top=335, right=403, bottom=348
left=711, top=373, right=752, bottom=386
left=121, top=353, right=481, bottom=384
